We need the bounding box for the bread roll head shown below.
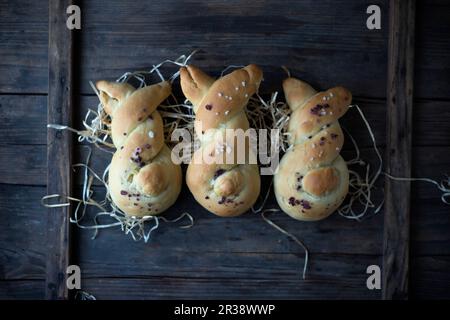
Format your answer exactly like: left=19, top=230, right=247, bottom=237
left=96, top=80, right=182, bottom=217
left=274, top=77, right=351, bottom=221
left=180, top=65, right=263, bottom=217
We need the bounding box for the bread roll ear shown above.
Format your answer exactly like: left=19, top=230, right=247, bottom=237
left=96, top=81, right=135, bottom=101
left=274, top=77, right=351, bottom=221
left=95, top=80, right=182, bottom=217
left=282, top=77, right=317, bottom=111
left=180, top=66, right=215, bottom=108
left=95, top=81, right=135, bottom=115
left=243, top=64, right=263, bottom=87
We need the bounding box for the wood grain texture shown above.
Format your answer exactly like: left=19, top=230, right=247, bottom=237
left=2, top=1, right=449, bottom=99
left=46, top=0, right=73, bottom=300
left=3, top=140, right=449, bottom=283
left=5, top=254, right=447, bottom=300
left=0, top=175, right=448, bottom=299
left=0, top=185, right=46, bottom=281
left=1, top=0, right=450, bottom=300
left=0, top=145, right=47, bottom=185
left=0, top=280, right=45, bottom=299
left=77, top=0, right=388, bottom=98
left=0, top=95, right=47, bottom=145
left=6, top=254, right=449, bottom=300
left=0, top=0, right=48, bottom=93
left=415, top=0, right=450, bottom=99
left=79, top=253, right=450, bottom=299
left=382, top=0, right=415, bottom=300
left=410, top=256, right=450, bottom=299
left=81, top=276, right=379, bottom=300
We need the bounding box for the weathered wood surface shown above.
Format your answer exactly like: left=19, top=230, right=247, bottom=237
left=0, top=150, right=449, bottom=299
left=77, top=253, right=450, bottom=299
left=46, top=0, right=74, bottom=300
left=0, top=280, right=45, bottom=300
left=410, top=256, right=450, bottom=299
left=415, top=0, right=450, bottom=99
left=0, top=0, right=48, bottom=93
left=4, top=255, right=447, bottom=300
left=382, top=0, right=415, bottom=300
left=2, top=0, right=449, bottom=99
left=76, top=0, right=389, bottom=98
left=0, top=95, right=47, bottom=145
left=1, top=0, right=450, bottom=300
left=1, top=144, right=450, bottom=299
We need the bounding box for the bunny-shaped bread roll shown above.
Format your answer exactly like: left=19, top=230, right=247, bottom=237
left=274, top=77, right=351, bottom=221
left=180, top=65, right=263, bottom=217
left=96, top=80, right=182, bottom=217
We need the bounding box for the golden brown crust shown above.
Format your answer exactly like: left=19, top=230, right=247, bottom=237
left=96, top=80, right=181, bottom=217
left=187, top=64, right=263, bottom=132
left=181, top=65, right=263, bottom=217
left=303, top=167, right=339, bottom=196
left=96, top=81, right=135, bottom=115
left=288, top=86, right=352, bottom=144
left=274, top=77, right=351, bottom=221
left=283, top=77, right=317, bottom=111
left=180, top=65, right=215, bottom=107
left=110, top=82, right=171, bottom=148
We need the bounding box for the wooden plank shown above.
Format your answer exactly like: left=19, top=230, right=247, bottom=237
left=73, top=184, right=384, bottom=255
left=0, top=183, right=381, bottom=263
left=411, top=200, right=450, bottom=256
left=82, top=276, right=379, bottom=300
left=0, top=145, right=46, bottom=185
left=0, top=280, right=44, bottom=299
left=77, top=253, right=385, bottom=299
left=78, top=0, right=450, bottom=99
left=3, top=140, right=449, bottom=283
left=81, top=255, right=450, bottom=299
left=1, top=1, right=449, bottom=99
left=1, top=184, right=449, bottom=299
left=46, top=0, right=73, bottom=300
left=3, top=254, right=448, bottom=300
left=410, top=255, right=450, bottom=299
left=0, top=95, right=47, bottom=145
left=79, top=251, right=381, bottom=281
left=0, top=0, right=48, bottom=93
left=413, top=99, right=450, bottom=147
left=415, top=0, right=450, bottom=99
left=382, top=0, right=415, bottom=300
left=0, top=185, right=46, bottom=280
left=0, top=0, right=449, bottom=301
left=1, top=254, right=448, bottom=300
left=78, top=0, right=389, bottom=98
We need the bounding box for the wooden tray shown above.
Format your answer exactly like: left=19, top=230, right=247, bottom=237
left=2, top=0, right=449, bottom=300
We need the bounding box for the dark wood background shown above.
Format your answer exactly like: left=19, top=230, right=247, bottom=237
left=1, top=0, right=449, bottom=299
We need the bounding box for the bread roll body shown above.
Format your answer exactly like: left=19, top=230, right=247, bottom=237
left=274, top=78, right=351, bottom=221
left=180, top=65, right=263, bottom=217
left=96, top=80, right=181, bottom=217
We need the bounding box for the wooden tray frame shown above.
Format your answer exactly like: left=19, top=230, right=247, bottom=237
left=46, top=0, right=416, bottom=300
